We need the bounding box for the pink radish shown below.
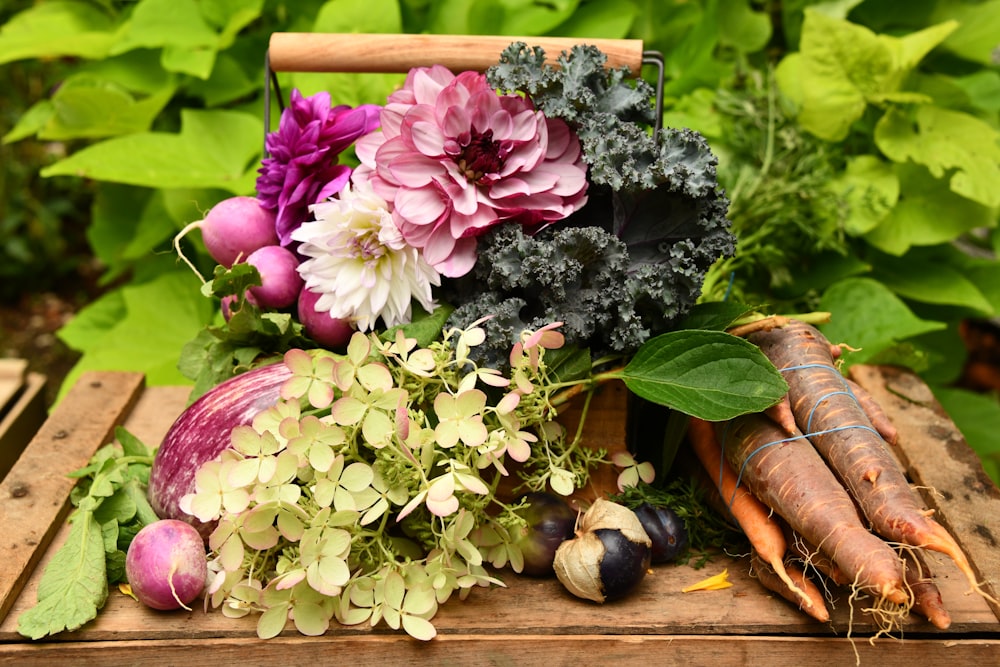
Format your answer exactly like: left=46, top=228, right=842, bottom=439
left=125, top=520, right=208, bottom=611
left=297, top=287, right=354, bottom=348
left=173, top=196, right=279, bottom=279
left=245, top=245, right=303, bottom=309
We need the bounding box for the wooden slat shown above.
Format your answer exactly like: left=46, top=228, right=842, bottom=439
left=850, top=364, right=1000, bottom=621
left=0, top=371, right=145, bottom=625
left=0, top=372, right=47, bottom=482
left=0, top=359, right=28, bottom=415
left=0, top=633, right=998, bottom=667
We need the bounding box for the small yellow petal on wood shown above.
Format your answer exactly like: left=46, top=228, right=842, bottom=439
left=681, top=568, right=734, bottom=593
left=119, top=583, right=138, bottom=601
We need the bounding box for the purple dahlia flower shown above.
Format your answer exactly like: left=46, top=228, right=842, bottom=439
left=257, top=89, right=381, bottom=245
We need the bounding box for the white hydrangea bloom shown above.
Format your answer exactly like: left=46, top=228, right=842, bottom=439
left=292, top=178, right=440, bottom=331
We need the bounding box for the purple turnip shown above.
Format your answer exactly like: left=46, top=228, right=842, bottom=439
left=245, top=245, right=303, bottom=310
left=125, top=520, right=208, bottom=611
left=297, top=287, right=354, bottom=349
left=148, top=361, right=293, bottom=541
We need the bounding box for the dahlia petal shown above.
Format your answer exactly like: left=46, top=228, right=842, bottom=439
left=394, top=186, right=448, bottom=225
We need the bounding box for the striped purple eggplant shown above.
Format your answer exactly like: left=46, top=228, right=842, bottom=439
left=148, top=361, right=292, bottom=541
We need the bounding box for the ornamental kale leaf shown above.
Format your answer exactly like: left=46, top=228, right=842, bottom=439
left=449, top=44, right=735, bottom=366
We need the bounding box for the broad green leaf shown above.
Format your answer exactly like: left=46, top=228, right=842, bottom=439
left=57, top=289, right=127, bottom=353
left=200, top=0, right=266, bottom=48
left=864, top=163, right=996, bottom=255
left=874, top=256, right=993, bottom=315
left=162, top=44, right=217, bottom=79
left=498, top=0, right=580, bottom=35
left=818, top=277, right=945, bottom=366
left=830, top=155, right=899, bottom=236
left=40, top=108, right=262, bottom=193
left=188, top=52, right=259, bottom=107
left=110, top=0, right=218, bottom=55
left=16, top=513, right=107, bottom=639
left=952, top=70, right=1000, bottom=114
left=875, top=105, right=1000, bottom=208
left=933, top=0, right=1000, bottom=66
left=78, top=49, right=176, bottom=95
left=620, top=330, right=787, bottom=421
left=778, top=11, right=957, bottom=141
left=548, top=0, right=636, bottom=39
left=0, top=1, right=118, bottom=64
left=57, top=268, right=215, bottom=397
left=38, top=75, right=175, bottom=140
left=2, top=100, right=54, bottom=144
left=681, top=301, right=757, bottom=331
left=717, top=0, right=771, bottom=53
left=288, top=0, right=405, bottom=107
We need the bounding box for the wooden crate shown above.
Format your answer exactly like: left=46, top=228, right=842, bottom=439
left=0, top=359, right=47, bottom=483
left=0, top=367, right=998, bottom=666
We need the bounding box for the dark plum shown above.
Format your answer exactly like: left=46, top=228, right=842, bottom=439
left=633, top=503, right=688, bottom=563
left=512, top=492, right=577, bottom=576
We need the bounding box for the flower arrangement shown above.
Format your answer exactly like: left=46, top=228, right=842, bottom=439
left=173, top=42, right=788, bottom=640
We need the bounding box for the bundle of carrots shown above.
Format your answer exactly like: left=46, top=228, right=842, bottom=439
left=687, top=319, right=995, bottom=630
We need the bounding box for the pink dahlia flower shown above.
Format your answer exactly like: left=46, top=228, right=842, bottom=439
left=354, top=66, right=589, bottom=277
left=257, top=89, right=381, bottom=245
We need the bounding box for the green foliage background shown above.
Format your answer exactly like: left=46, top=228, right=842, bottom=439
left=1, top=0, right=999, bottom=481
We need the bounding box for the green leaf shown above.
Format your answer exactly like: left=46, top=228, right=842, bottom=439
left=57, top=267, right=216, bottom=396
left=716, top=0, right=771, bottom=53
left=94, top=489, right=138, bottom=526
left=40, top=108, right=262, bottom=193
left=864, top=163, right=996, bottom=255
left=548, top=0, right=636, bottom=39
left=933, top=0, right=1000, bottom=66
left=874, top=254, right=994, bottom=316
left=17, top=512, right=108, bottom=639
left=778, top=11, right=957, bottom=141
left=109, top=0, right=218, bottom=56
left=2, top=100, right=54, bottom=144
left=680, top=301, right=757, bottom=331
left=38, top=74, right=176, bottom=140
left=497, top=0, right=580, bottom=35
left=0, top=1, right=118, bottom=65
left=875, top=105, right=1000, bottom=208
left=818, top=277, right=945, bottom=367
left=830, top=155, right=899, bottom=236
left=620, top=330, right=788, bottom=421
left=87, top=185, right=179, bottom=281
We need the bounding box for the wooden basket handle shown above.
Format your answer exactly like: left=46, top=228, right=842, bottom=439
left=267, top=33, right=646, bottom=74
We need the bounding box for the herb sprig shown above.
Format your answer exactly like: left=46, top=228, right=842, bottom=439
left=17, top=428, right=157, bottom=639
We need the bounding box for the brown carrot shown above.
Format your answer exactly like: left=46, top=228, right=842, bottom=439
left=844, top=377, right=898, bottom=445
left=686, top=417, right=815, bottom=610
left=901, top=548, right=951, bottom=630
left=750, top=548, right=831, bottom=623
left=749, top=320, right=993, bottom=601
left=719, top=412, right=907, bottom=604
left=781, top=523, right=850, bottom=587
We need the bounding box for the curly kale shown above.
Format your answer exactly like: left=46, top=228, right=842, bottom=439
left=447, top=43, right=735, bottom=367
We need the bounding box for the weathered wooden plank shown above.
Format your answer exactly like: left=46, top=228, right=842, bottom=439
left=850, top=364, right=1000, bottom=621
left=1, top=633, right=998, bottom=667
left=0, top=372, right=47, bottom=482
left=0, top=371, right=145, bottom=625
left=0, top=359, right=28, bottom=412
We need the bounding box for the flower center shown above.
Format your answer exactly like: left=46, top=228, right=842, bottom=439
left=457, top=130, right=505, bottom=182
